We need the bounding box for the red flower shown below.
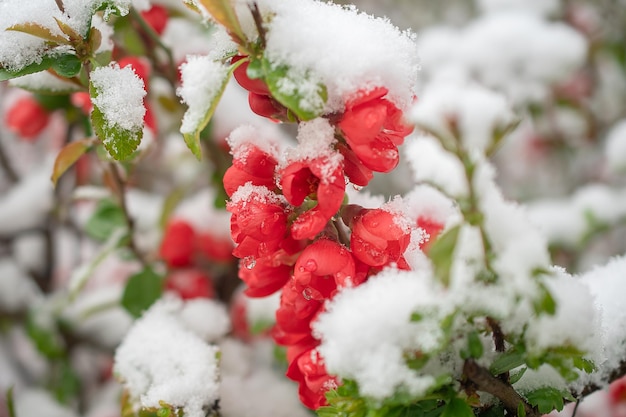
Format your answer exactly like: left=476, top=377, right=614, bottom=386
left=165, top=268, right=215, bottom=300
left=227, top=186, right=290, bottom=259
left=280, top=158, right=346, bottom=240
left=350, top=208, right=411, bottom=269
left=223, top=144, right=278, bottom=197
left=274, top=278, right=324, bottom=339
left=196, top=233, right=234, bottom=263
left=239, top=255, right=291, bottom=297
left=141, top=5, right=169, bottom=35
left=118, top=56, right=151, bottom=86
left=609, top=376, right=626, bottom=405
left=232, top=55, right=270, bottom=96
left=5, top=96, right=50, bottom=140
left=286, top=348, right=338, bottom=410
left=339, top=87, right=413, bottom=173
left=71, top=92, right=93, bottom=114
left=159, top=219, right=196, bottom=267
left=417, top=216, right=444, bottom=252
left=293, top=239, right=358, bottom=299
left=248, top=92, right=288, bottom=121
left=337, top=143, right=373, bottom=187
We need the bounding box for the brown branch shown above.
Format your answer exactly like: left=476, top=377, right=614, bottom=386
left=249, top=2, right=266, bottom=50
left=0, top=134, right=19, bottom=184
left=463, top=359, right=541, bottom=417
left=108, top=162, right=148, bottom=267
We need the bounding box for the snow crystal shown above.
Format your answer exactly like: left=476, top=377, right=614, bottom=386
left=604, top=119, right=626, bottom=173
left=281, top=118, right=343, bottom=181
left=524, top=269, right=597, bottom=355
left=411, top=80, right=515, bottom=153
left=260, top=0, right=419, bottom=111
left=314, top=269, right=448, bottom=400
left=226, top=124, right=281, bottom=163
left=229, top=183, right=285, bottom=207
left=91, top=64, right=146, bottom=132
left=178, top=55, right=230, bottom=135
left=114, top=299, right=221, bottom=417
left=576, top=256, right=626, bottom=389
left=405, top=135, right=468, bottom=197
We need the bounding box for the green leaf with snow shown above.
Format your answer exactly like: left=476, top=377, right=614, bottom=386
left=533, top=282, right=556, bottom=316
left=461, top=331, right=484, bottom=360
left=524, top=387, right=573, bottom=414
left=0, top=56, right=57, bottom=81
left=85, top=198, right=126, bottom=241
left=91, top=105, right=143, bottom=161
left=52, top=54, right=82, bottom=78
left=428, top=225, right=461, bottom=287
left=180, top=58, right=234, bottom=160
left=490, top=349, right=525, bottom=375
left=121, top=268, right=164, bottom=318
left=261, top=58, right=327, bottom=121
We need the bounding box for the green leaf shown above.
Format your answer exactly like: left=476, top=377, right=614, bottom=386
left=51, top=139, right=94, bottom=186
left=181, top=64, right=234, bottom=160
left=91, top=105, right=143, bottom=161
left=509, top=367, right=527, bottom=384
left=6, top=386, right=16, bottom=417
left=26, top=312, right=64, bottom=359
left=51, top=360, right=81, bottom=404
left=261, top=58, right=327, bottom=121
left=196, top=0, right=247, bottom=44
left=573, top=357, right=595, bottom=373
left=85, top=198, right=126, bottom=241
left=524, top=387, right=569, bottom=414
left=121, top=268, right=164, bottom=318
left=462, top=331, right=483, bottom=360
left=517, top=402, right=526, bottom=417
left=440, top=398, right=474, bottom=417
left=0, top=56, right=57, bottom=81
left=428, top=225, right=461, bottom=287
left=52, top=54, right=82, bottom=77
left=533, top=282, right=556, bottom=316
left=490, top=350, right=525, bottom=375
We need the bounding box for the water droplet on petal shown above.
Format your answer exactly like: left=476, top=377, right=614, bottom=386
left=304, top=259, right=317, bottom=272
left=302, top=288, right=313, bottom=300
left=243, top=256, right=256, bottom=270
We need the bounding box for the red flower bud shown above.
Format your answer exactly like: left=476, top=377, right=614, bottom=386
left=223, top=144, right=278, bottom=197
left=159, top=219, right=196, bottom=267
left=5, top=96, right=50, bottom=140
left=232, top=55, right=271, bottom=96
left=141, top=5, right=169, bottom=35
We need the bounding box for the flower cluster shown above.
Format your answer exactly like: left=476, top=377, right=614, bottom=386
left=224, top=80, right=420, bottom=407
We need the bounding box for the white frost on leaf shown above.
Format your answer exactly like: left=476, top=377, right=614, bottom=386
left=178, top=55, right=230, bottom=135
left=91, top=64, right=146, bottom=133
left=114, top=298, right=221, bottom=417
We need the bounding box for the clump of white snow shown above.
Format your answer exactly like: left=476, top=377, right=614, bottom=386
left=114, top=298, right=222, bottom=417
left=178, top=55, right=230, bottom=135
left=90, top=64, right=146, bottom=133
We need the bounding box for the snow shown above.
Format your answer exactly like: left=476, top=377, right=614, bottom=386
left=0, top=258, right=41, bottom=313
left=226, top=124, right=281, bottom=163
left=13, top=388, right=78, bottom=417
left=114, top=298, right=221, bottom=417
left=9, top=71, right=81, bottom=93
left=90, top=64, right=146, bottom=132
left=417, top=11, right=587, bottom=105
left=411, top=80, right=515, bottom=153
left=179, top=298, right=231, bottom=342
left=259, top=0, right=419, bottom=111
left=178, top=55, right=230, bottom=135
left=576, top=256, right=626, bottom=390
left=604, top=119, right=626, bottom=173
left=314, top=268, right=446, bottom=400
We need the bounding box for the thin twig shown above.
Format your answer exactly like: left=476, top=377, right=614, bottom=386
left=571, top=398, right=581, bottom=417
left=0, top=134, right=19, bottom=184
left=463, top=359, right=541, bottom=417
left=250, top=2, right=266, bottom=50
left=108, top=162, right=148, bottom=267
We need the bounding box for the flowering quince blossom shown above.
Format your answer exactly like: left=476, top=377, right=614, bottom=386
left=348, top=206, right=412, bottom=269
left=280, top=157, right=346, bottom=240
left=339, top=87, right=414, bottom=173
left=159, top=219, right=196, bottom=268
left=165, top=268, right=215, bottom=300
left=286, top=347, right=338, bottom=410
left=223, top=143, right=279, bottom=197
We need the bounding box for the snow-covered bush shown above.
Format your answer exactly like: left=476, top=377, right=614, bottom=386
left=1, top=1, right=626, bottom=417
